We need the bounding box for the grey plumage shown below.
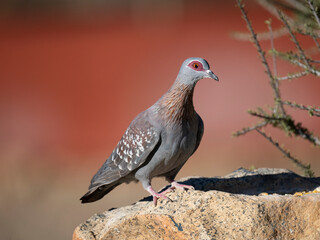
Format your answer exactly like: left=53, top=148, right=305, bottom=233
left=81, top=57, right=218, bottom=205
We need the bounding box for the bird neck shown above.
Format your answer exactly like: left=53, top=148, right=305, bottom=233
left=157, top=82, right=196, bottom=124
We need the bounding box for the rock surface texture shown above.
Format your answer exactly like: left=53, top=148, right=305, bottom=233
left=73, top=168, right=320, bottom=240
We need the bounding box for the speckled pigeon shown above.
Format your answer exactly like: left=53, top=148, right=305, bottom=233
left=81, top=57, right=219, bottom=206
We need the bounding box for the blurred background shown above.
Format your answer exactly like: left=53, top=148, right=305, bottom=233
left=0, top=0, right=319, bottom=239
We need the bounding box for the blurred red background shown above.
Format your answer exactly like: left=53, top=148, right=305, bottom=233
left=0, top=1, right=319, bottom=239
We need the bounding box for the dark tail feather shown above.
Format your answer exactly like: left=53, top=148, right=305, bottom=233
left=80, top=183, right=120, bottom=203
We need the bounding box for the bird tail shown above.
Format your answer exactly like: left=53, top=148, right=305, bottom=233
left=80, top=182, right=120, bottom=203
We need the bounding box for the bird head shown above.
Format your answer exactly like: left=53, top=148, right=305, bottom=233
left=176, top=57, right=219, bottom=85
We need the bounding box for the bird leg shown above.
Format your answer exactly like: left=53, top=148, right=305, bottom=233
left=147, top=186, right=172, bottom=207
left=162, top=181, right=195, bottom=195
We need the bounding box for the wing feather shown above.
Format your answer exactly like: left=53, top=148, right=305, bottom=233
left=88, top=113, right=160, bottom=189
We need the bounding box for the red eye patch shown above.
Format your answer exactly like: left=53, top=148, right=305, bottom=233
left=188, top=61, right=204, bottom=71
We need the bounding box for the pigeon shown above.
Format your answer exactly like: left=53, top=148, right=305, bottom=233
left=81, top=57, right=219, bottom=206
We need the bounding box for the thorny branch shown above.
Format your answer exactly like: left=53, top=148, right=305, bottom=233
left=233, top=121, right=268, bottom=137
left=248, top=110, right=320, bottom=146
left=256, top=129, right=315, bottom=177
left=248, top=110, right=282, bottom=121
left=307, top=58, right=320, bottom=63
left=284, top=0, right=309, bottom=14
left=276, top=71, right=309, bottom=80
left=235, top=0, right=320, bottom=176
left=281, top=100, right=320, bottom=116
left=278, top=10, right=312, bottom=69
left=267, top=20, right=278, bottom=77
left=236, top=0, right=286, bottom=116
left=232, top=27, right=288, bottom=41
left=312, top=35, right=320, bottom=50
left=306, top=0, right=320, bottom=27
left=297, top=28, right=320, bottom=38
left=272, top=48, right=320, bottom=75
left=234, top=0, right=320, bottom=42
left=257, top=0, right=295, bottom=22
left=289, top=59, right=320, bottom=75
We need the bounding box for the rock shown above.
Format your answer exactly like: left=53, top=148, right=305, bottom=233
left=73, top=168, right=320, bottom=240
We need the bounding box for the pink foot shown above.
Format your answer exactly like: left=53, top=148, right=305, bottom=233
left=147, top=186, right=172, bottom=206
left=162, top=181, right=195, bottom=195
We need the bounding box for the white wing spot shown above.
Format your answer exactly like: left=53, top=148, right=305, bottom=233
left=136, top=139, right=142, bottom=145
left=138, top=145, right=144, bottom=152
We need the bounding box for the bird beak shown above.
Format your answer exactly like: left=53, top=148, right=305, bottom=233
left=205, top=70, right=219, bottom=81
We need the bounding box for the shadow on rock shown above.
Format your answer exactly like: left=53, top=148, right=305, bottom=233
left=141, top=168, right=320, bottom=202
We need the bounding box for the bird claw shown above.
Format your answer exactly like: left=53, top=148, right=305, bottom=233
left=162, top=181, right=195, bottom=195
left=152, top=192, right=172, bottom=207
left=171, top=181, right=195, bottom=190
left=147, top=182, right=194, bottom=206
left=147, top=186, right=172, bottom=206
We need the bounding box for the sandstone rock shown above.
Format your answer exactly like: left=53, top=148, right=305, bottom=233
left=73, top=168, right=320, bottom=240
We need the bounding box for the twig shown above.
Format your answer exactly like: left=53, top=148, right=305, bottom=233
left=281, top=100, right=320, bottom=116
left=233, top=121, right=268, bottom=137
left=267, top=20, right=278, bottom=77
left=256, top=0, right=295, bottom=23
left=249, top=110, right=320, bottom=146
left=308, top=58, right=320, bottom=63
left=232, top=27, right=288, bottom=41
left=248, top=110, right=283, bottom=121
left=267, top=20, right=282, bottom=114
left=289, top=59, right=320, bottom=76
left=306, top=0, right=320, bottom=28
left=312, top=35, right=320, bottom=50
left=284, top=0, right=309, bottom=14
left=234, top=24, right=320, bottom=42
left=257, top=0, right=279, bottom=19
left=293, top=123, right=320, bottom=146
left=274, top=49, right=317, bottom=65
left=276, top=71, right=309, bottom=80
left=236, top=0, right=286, bottom=116
left=235, top=0, right=319, bottom=176
left=275, top=49, right=320, bottom=75
left=278, top=10, right=312, bottom=69
left=297, top=28, right=320, bottom=38
left=255, top=129, right=314, bottom=177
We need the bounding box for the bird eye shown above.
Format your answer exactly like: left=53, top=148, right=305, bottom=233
left=188, top=61, right=203, bottom=71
